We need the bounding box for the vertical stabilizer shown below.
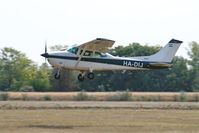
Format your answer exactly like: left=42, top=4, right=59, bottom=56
left=148, top=39, right=183, bottom=62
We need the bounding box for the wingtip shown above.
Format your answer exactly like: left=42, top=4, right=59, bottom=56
left=169, top=39, right=183, bottom=44
left=96, top=38, right=115, bottom=42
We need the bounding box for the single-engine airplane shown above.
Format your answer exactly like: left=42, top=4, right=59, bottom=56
left=41, top=38, right=183, bottom=81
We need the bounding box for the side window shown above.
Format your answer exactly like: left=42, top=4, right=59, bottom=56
left=94, top=52, right=107, bottom=57
left=80, top=50, right=92, bottom=56
left=100, top=53, right=107, bottom=57
left=84, top=51, right=91, bottom=56
left=72, top=50, right=108, bottom=57
left=94, top=52, right=101, bottom=57
left=68, top=47, right=78, bottom=54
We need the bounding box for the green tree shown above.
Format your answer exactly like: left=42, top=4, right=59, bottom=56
left=110, top=43, right=161, bottom=57
left=158, top=57, right=191, bottom=92
left=0, top=47, right=36, bottom=91
left=28, top=63, right=51, bottom=91
left=188, top=41, right=199, bottom=91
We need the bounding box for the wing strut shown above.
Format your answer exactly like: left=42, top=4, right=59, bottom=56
left=75, top=46, right=87, bottom=67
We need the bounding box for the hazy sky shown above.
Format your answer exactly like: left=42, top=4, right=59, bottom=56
left=0, top=0, right=198, bottom=64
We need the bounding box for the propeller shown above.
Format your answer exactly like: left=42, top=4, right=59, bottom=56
left=41, top=40, right=48, bottom=64
left=45, top=40, right=47, bottom=53
left=45, top=41, right=47, bottom=64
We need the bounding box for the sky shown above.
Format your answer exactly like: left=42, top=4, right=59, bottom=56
left=0, top=0, right=199, bottom=64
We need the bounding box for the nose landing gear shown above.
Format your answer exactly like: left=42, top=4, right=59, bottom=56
left=54, top=69, right=61, bottom=79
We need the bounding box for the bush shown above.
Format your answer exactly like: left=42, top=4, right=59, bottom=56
left=106, top=91, right=133, bottom=101
left=174, top=92, right=187, bottom=102
left=73, top=92, right=96, bottom=101
left=21, top=94, right=29, bottom=101
left=20, top=86, right=34, bottom=92
left=152, top=95, right=163, bottom=101
left=193, top=94, right=199, bottom=102
left=0, top=93, right=9, bottom=101
left=28, top=79, right=51, bottom=92
left=135, top=96, right=153, bottom=101
left=106, top=94, right=120, bottom=101
left=43, top=95, right=52, bottom=101
left=179, top=91, right=187, bottom=102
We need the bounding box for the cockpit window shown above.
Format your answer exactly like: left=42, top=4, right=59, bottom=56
left=67, top=47, right=78, bottom=54
left=67, top=47, right=110, bottom=58
left=83, top=51, right=92, bottom=56
left=79, top=50, right=92, bottom=56
left=94, top=52, right=107, bottom=57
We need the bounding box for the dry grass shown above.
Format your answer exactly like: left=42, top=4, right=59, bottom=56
left=1, top=101, right=199, bottom=110
left=2, top=92, right=199, bottom=101
left=0, top=101, right=199, bottom=133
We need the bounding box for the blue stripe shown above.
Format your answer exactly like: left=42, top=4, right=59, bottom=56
left=46, top=55, right=170, bottom=69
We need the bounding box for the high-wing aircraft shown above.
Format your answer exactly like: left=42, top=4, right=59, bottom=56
left=41, top=38, right=183, bottom=81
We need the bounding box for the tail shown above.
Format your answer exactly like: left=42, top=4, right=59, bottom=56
left=147, top=39, right=183, bottom=63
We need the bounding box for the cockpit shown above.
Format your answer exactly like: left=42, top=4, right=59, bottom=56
left=67, top=47, right=112, bottom=58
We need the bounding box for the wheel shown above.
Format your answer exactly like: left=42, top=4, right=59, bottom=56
left=78, top=74, right=84, bottom=81
left=87, top=72, right=94, bottom=79
left=54, top=73, right=60, bottom=79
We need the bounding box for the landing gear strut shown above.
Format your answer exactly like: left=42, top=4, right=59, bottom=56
left=54, top=69, right=61, bottom=79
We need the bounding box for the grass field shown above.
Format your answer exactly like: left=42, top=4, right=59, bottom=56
left=0, top=101, right=199, bottom=133
left=2, top=92, right=199, bottom=101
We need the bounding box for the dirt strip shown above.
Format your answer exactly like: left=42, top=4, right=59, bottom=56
left=0, top=101, right=199, bottom=110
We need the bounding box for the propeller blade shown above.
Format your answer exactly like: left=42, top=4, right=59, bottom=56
left=44, top=40, right=48, bottom=65
left=45, top=57, right=47, bottom=64
left=45, top=40, right=47, bottom=53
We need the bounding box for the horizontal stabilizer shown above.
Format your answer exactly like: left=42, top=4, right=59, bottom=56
left=149, top=63, right=172, bottom=67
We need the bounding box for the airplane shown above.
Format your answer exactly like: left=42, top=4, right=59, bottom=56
left=41, top=38, right=183, bottom=81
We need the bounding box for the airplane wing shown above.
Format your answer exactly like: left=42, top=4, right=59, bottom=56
left=77, top=38, right=115, bottom=53
left=75, top=38, right=115, bottom=68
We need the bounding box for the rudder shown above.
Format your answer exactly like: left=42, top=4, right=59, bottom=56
left=148, top=39, right=183, bottom=63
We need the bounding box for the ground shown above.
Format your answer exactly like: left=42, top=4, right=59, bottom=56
left=0, top=101, right=199, bottom=133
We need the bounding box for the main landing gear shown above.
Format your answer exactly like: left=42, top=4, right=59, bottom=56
left=77, top=72, right=95, bottom=81
left=54, top=69, right=61, bottom=79
left=54, top=69, right=95, bottom=81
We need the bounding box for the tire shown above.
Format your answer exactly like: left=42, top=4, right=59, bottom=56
left=87, top=72, right=94, bottom=79
left=54, top=73, right=60, bottom=79
left=78, top=74, right=84, bottom=81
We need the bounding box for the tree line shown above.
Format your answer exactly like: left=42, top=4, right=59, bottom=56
left=0, top=41, right=199, bottom=92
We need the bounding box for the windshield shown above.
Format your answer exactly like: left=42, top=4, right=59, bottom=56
left=67, top=47, right=78, bottom=54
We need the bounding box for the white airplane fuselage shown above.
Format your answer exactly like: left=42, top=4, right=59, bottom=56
left=47, top=52, right=150, bottom=71
left=41, top=38, right=182, bottom=81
